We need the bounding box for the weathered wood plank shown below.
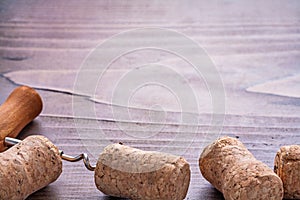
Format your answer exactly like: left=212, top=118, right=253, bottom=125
left=0, top=1, right=299, bottom=199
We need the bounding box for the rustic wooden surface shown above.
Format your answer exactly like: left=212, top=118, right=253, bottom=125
left=0, top=1, right=300, bottom=199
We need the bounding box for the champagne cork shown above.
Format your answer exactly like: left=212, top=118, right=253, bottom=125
left=95, top=143, right=190, bottom=200
left=0, top=135, right=62, bottom=200
left=274, top=145, right=300, bottom=199
left=199, top=137, right=283, bottom=200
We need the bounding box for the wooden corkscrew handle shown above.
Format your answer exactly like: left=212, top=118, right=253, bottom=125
left=0, top=86, right=43, bottom=151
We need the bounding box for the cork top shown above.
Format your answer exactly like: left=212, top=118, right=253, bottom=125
left=98, top=143, right=182, bottom=173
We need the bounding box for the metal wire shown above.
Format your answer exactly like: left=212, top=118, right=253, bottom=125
left=59, top=151, right=95, bottom=171
left=4, top=137, right=21, bottom=146
left=4, top=137, right=95, bottom=171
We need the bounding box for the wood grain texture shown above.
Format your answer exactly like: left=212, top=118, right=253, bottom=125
left=0, top=0, right=300, bottom=199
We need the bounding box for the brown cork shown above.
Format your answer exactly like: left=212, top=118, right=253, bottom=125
left=94, top=143, right=190, bottom=200
left=0, top=86, right=43, bottom=152
left=199, top=136, right=283, bottom=200
left=274, top=145, right=300, bottom=199
left=0, top=135, right=62, bottom=200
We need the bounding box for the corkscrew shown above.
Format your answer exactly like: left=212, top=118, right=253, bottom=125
left=0, top=86, right=190, bottom=200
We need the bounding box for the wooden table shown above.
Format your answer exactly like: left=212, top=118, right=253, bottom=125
left=0, top=1, right=299, bottom=199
